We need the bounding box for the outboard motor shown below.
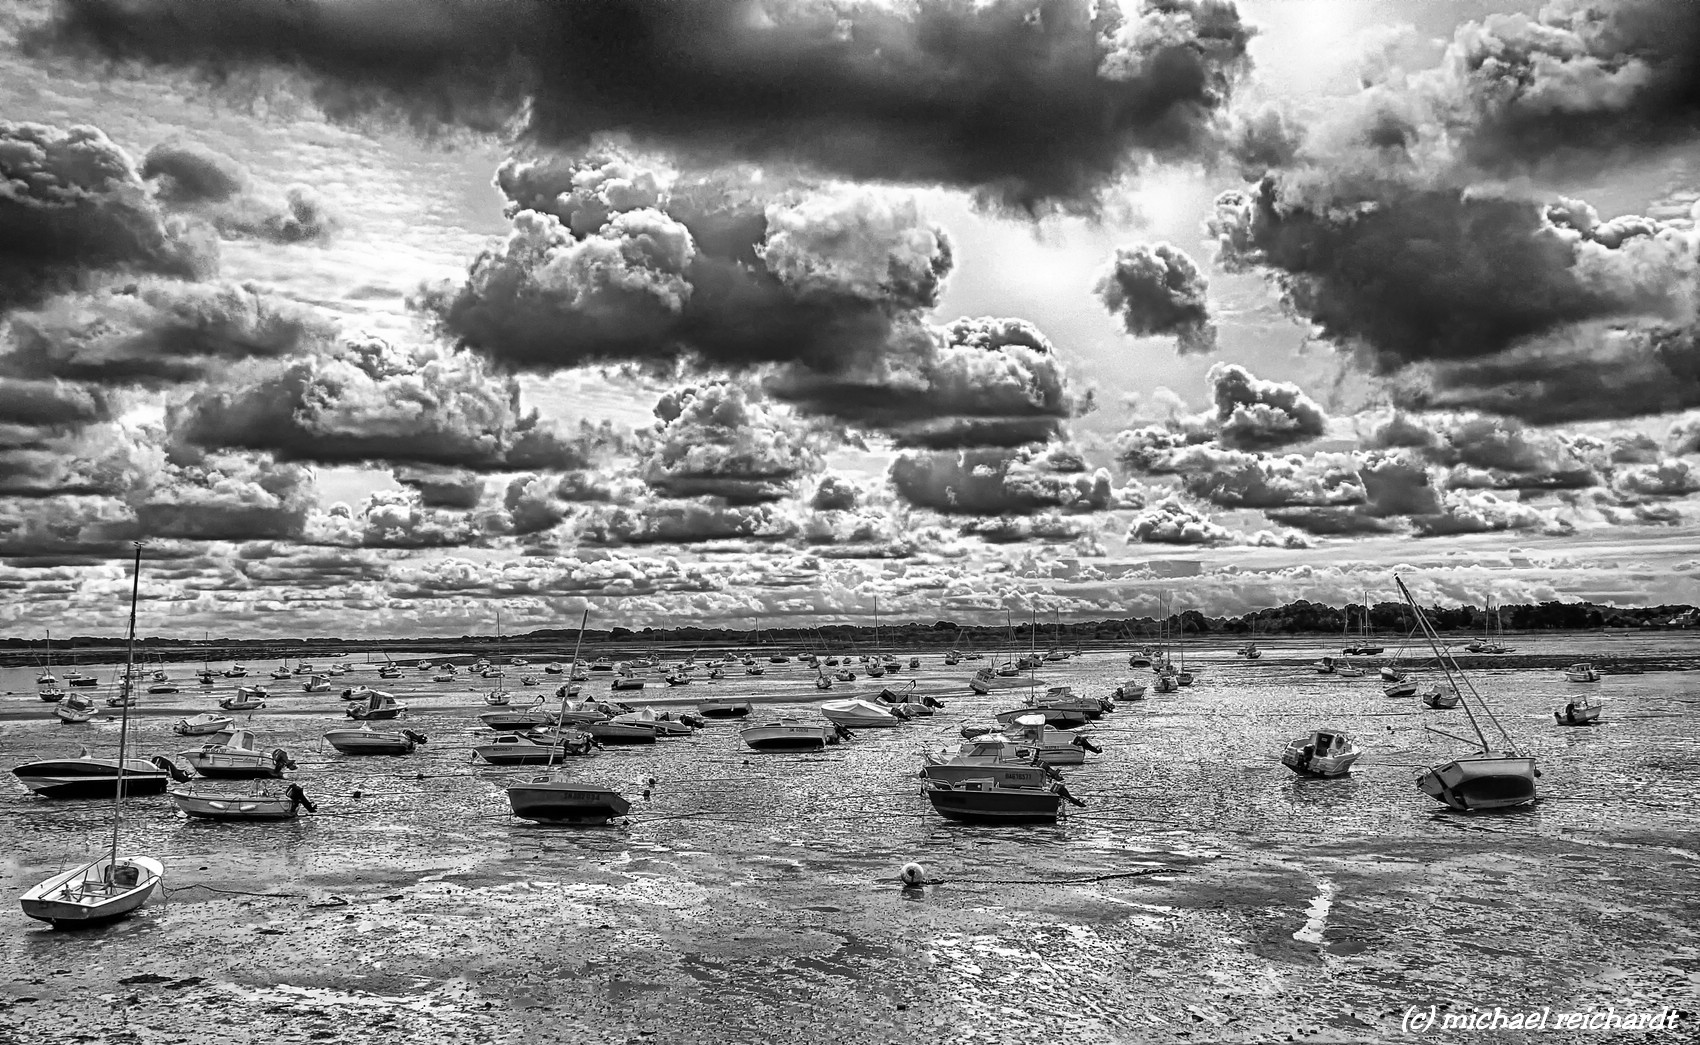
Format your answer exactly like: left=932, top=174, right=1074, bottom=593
left=285, top=782, right=318, bottom=814
left=271, top=748, right=297, bottom=773
left=1072, top=735, right=1103, bottom=754
left=1055, top=782, right=1087, bottom=808
left=681, top=714, right=704, bottom=729
left=150, top=755, right=192, bottom=782
left=401, top=730, right=428, bottom=745
left=960, top=725, right=994, bottom=741
left=833, top=724, right=854, bottom=742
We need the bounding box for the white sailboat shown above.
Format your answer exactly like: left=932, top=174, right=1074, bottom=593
left=21, top=544, right=165, bottom=926
left=1396, top=576, right=1537, bottom=812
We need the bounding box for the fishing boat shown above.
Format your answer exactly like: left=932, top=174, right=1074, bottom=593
left=1396, top=577, right=1537, bottom=812
left=740, top=718, right=847, bottom=752
left=1280, top=728, right=1363, bottom=778
left=175, top=713, right=235, bottom=737
left=1420, top=685, right=1461, bottom=710
left=921, top=776, right=1081, bottom=823
left=169, top=780, right=317, bottom=821
left=178, top=728, right=296, bottom=779
left=324, top=724, right=427, bottom=755
left=20, top=544, right=167, bottom=927
left=820, top=697, right=908, bottom=729
left=55, top=691, right=99, bottom=724
left=219, top=687, right=267, bottom=711
left=1555, top=696, right=1602, bottom=726
left=697, top=699, right=753, bottom=719
left=1564, top=662, right=1601, bottom=683
left=345, top=690, right=407, bottom=720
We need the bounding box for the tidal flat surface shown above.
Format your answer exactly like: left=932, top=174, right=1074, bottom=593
left=2, top=633, right=1697, bottom=1044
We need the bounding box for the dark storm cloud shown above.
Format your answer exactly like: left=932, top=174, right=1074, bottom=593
left=0, top=378, right=114, bottom=431
left=132, top=455, right=316, bottom=541
left=809, top=474, right=861, bottom=512
left=640, top=382, right=821, bottom=505
left=1095, top=242, right=1216, bottom=353
left=141, top=140, right=340, bottom=245
left=0, top=121, right=216, bottom=313
left=1207, top=362, right=1327, bottom=450
left=168, top=337, right=613, bottom=472
left=41, top=0, right=1255, bottom=207
left=1, top=280, right=337, bottom=386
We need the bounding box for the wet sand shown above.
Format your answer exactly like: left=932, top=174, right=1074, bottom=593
left=3, top=635, right=1697, bottom=1044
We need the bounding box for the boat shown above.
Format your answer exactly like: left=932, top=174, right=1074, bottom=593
left=20, top=544, right=166, bottom=927
left=920, top=776, right=1080, bottom=823
left=65, top=671, right=97, bottom=689
left=1341, top=594, right=1385, bottom=655
left=740, top=718, right=847, bottom=752
left=377, top=662, right=402, bottom=679
left=12, top=747, right=187, bottom=799
left=296, top=661, right=318, bottom=676
left=612, top=666, right=647, bottom=691
left=834, top=667, right=857, bottom=682
left=302, top=674, right=332, bottom=693
left=1020, top=684, right=1101, bottom=720
left=578, top=720, right=658, bottom=745
left=1383, top=678, right=1419, bottom=698
left=611, top=707, right=697, bottom=737
left=480, top=703, right=556, bottom=732
left=270, top=664, right=292, bottom=680
left=324, top=725, right=427, bottom=755
left=544, top=662, right=564, bottom=675
left=1396, top=576, right=1537, bottom=812
left=589, top=657, right=614, bottom=672
left=1465, top=597, right=1515, bottom=654
left=1564, top=662, right=1601, bottom=683
left=1280, top=729, right=1363, bottom=777
left=1236, top=642, right=1261, bottom=659
left=219, top=687, right=267, bottom=711
left=1153, top=672, right=1179, bottom=694
left=697, top=699, right=753, bottom=719
left=819, top=697, right=908, bottom=729
left=345, top=690, right=407, bottom=720
left=1555, top=696, right=1602, bottom=726
left=35, top=630, right=61, bottom=690
left=55, top=691, right=99, bottom=724
left=1420, top=685, right=1461, bottom=710
left=169, top=780, right=317, bottom=821
left=503, top=611, right=632, bottom=823
left=923, top=730, right=1054, bottom=788
left=483, top=685, right=511, bottom=706
left=959, top=717, right=1102, bottom=767
left=1312, top=656, right=1364, bottom=678
left=873, top=681, right=943, bottom=716
left=993, top=703, right=1088, bottom=729
left=663, top=669, right=692, bottom=687
left=472, top=730, right=598, bottom=765
left=224, top=663, right=247, bottom=678
left=1112, top=679, right=1147, bottom=701
left=175, top=713, right=235, bottom=736
left=178, top=728, right=296, bottom=779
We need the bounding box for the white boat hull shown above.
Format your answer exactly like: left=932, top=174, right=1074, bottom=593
left=20, top=855, right=163, bottom=926
left=170, top=783, right=314, bottom=820
left=1418, top=756, right=1537, bottom=811
left=741, top=722, right=837, bottom=751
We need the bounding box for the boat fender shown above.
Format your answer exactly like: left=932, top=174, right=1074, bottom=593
left=402, top=730, right=428, bottom=744
left=900, top=862, right=927, bottom=886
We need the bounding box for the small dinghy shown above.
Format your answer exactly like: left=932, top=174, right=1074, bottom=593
left=993, top=704, right=1088, bottom=730
left=820, top=698, right=909, bottom=729
left=176, top=713, right=235, bottom=737
left=345, top=690, right=407, bottom=720
left=21, top=855, right=164, bottom=927
left=324, top=725, right=427, bottom=755
left=1280, top=728, right=1362, bottom=778
left=170, top=780, right=317, bottom=821
left=697, top=699, right=753, bottom=719
left=178, top=728, right=295, bottom=779
left=219, top=687, right=267, bottom=711
left=1383, top=678, right=1419, bottom=698
left=1421, top=686, right=1461, bottom=710
left=740, top=718, right=848, bottom=752
left=1555, top=698, right=1602, bottom=727
left=472, top=730, right=598, bottom=765
left=505, top=780, right=632, bottom=825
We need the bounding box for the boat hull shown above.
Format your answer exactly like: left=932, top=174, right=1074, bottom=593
left=323, top=729, right=420, bottom=755
left=506, top=783, right=632, bottom=825
left=12, top=759, right=174, bottom=799
left=20, top=855, right=164, bottom=926
left=180, top=754, right=285, bottom=779
left=993, top=707, right=1088, bottom=730
left=1383, top=681, right=1418, bottom=698
left=170, top=784, right=309, bottom=821
left=1555, top=705, right=1602, bottom=726
left=1422, top=691, right=1461, bottom=709
left=740, top=724, right=835, bottom=751
left=1418, top=756, right=1537, bottom=811
left=922, top=780, right=1062, bottom=823
left=578, top=722, right=656, bottom=744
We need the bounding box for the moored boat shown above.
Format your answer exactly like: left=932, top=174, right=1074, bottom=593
left=1555, top=697, right=1602, bottom=726
left=1420, top=686, right=1461, bottom=710
left=1280, top=729, right=1363, bottom=778
left=479, top=705, right=556, bottom=732
left=325, top=724, right=428, bottom=754
left=820, top=697, right=908, bottom=729
left=12, top=749, right=187, bottom=799
left=175, top=713, right=235, bottom=737
left=740, top=718, right=846, bottom=752
left=1563, top=662, right=1601, bottom=683
left=472, top=730, right=598, bottom=765
left=21, top=855, right=165, bottom=927
left=345, top=690, right=407, bottom=720
left=505, top=781, right=632, bottom=825
left=178, top=728, right=296, bottom=779
left=920, top=777, right=1079, bottom=823
left=697, top=699, right=753, bottom=719
left=219, top=687, right=267, bottom=711
left=55, top=692, right=99, bottom=724
left=169, top=781, right=316, bottom=821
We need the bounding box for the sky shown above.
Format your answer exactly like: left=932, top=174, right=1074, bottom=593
left=1, top=0, right=1698, bottom=639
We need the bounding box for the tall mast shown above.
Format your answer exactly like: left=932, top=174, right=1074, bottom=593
left=1394, top=575, right=1511, bottom=755
left=111, top=542, right=143, bottom=864
left=552, top=609, right=589, bottom=746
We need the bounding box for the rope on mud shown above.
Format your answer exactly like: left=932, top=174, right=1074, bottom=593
left=162, top=883, right=310, bottom=900
left=946, top=866, right=1189, bottom=886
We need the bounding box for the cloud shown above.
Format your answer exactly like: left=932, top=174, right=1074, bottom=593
left=132, top=454, right=316, bottom=541
left=1096, top=242, right=1216, bottom=353
left=809, top=474, right=861, bottom=512
left=1, top=280, right=337, bottom=386
left=640, top=382, right=822, bottom=504
left=0, top=419, right=153, bottom=498
left=141, top=141, right=338, bottom=244
left=1128, top=497, right=1233, bottom=545
left=1409, top=490, right=1560, bottom=537
left=348, top=490, right=483, bottom=549
left=393, top=466, right=485, bottom=509
left=1207, top=362, right=1327, bottom=449
left=42, top=0, right=1256, bottom=207
left=1670, top=413, right=1700, bottom=454
left=578, top=500, right=797, bottom=547
left=0, top=120, right=216, bottom=312
left=1612, top=458, right=1700, bottom=498
left=1176, top=447, right=1365, bottom=509
left=888, top=444, right=1122, bottom=516
left=168, top=336, right=613, bottom=471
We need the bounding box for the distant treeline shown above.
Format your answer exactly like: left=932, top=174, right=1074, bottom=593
left=4, top=599, right=1695, bottom=663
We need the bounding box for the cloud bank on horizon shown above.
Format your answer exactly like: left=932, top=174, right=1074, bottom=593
left=0, top=0, right=1697, bottom=635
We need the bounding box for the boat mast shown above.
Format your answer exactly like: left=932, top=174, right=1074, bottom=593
left=111, top=542, right=143, bottom=864
left=1394, top=575, right=1501, bottom=755
left=553, top=609, right=589, bottom=745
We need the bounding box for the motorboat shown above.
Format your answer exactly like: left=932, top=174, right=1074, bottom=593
left=1396, top=576, right=1537, bottom=812
left=1112, top=679, right=1147, bottom=701
left=589, top=657, right=614, bottom=672
left=697, top=699, right=753, bottom=719
left=270, top=665, right=293, bottom=680
left=1383, top=678, right=1419, bottom=698
left=923, top=733, right=1053, bottom=788
left=296, top=663, right=318, bottom=676
left=12, top=749, right=187, bottom=799
left=302, top=674, right=332, bottom=693
left=480, top=705, right=556, bottom=732
left=178, top=728, right=295, bottom=779
left=544, top=662, right=564, bottom=675
left=873, top=683, right=944, bottom=716
left=21, top=855, right=165, bottom=927
left=578, top=720, right=658, bottom=745
left=377, top=664, right=403, bottom=679
left=1021, top=685, right=1101, bottom=719
left=224, top=664, right=247, bottom=678
left=472, top=730, right=598, bottom=765
left=146, top=681, right=180, bottom=694
left=921, top=777, right=1079, bottom=823
left=519, top=674, right=539, bottom=686
left=1420, top=686, right=1461, bottom=710
left=105, top=686, right=137, bottom=708
left=324, top=725, right=427, bottom=755
left=611, top=708, right=698, bottom=737
left=556, top=697, right=622, bottom=724
left=345, top=690, right=407, bottom=720
left=613, top=667, right=647, bottom=691
left=739, top=718, right=847, bottom=752
left=55, top=692, right=99, bottom=724
left=505, top=780, right=632, bottom=825
left=1154, top=673, right=1179, bottom=694
left=219, top=687, right=267, bottom=711
left=744, top=663, right=766, bottom=676
left=834, top=668, right=857, bottom=682
left=993, top=704, right=1088, bottom=730
left=170, top=781, right=317, bottom=821
left=819, top=698, right=909, bottom=729
left=1564, top=662, right=1601, bottom=683
left=959, top=717, right=1102, bottom=768
left=943, top=651, right=961, bottom=666
left=65, top=671, right=98, bottom=689
left=1555, top=697, right=1602, bottom=726
left=175, top=713, right=235, bottom=737
left=1280, top=729, right=1363, bottom=777
left=663, top=670, right=692, bottom=687
left=1236, top=643, right=1262, bottom=659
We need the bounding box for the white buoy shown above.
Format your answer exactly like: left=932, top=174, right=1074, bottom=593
left=900, top=862, right=927, bottom=886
